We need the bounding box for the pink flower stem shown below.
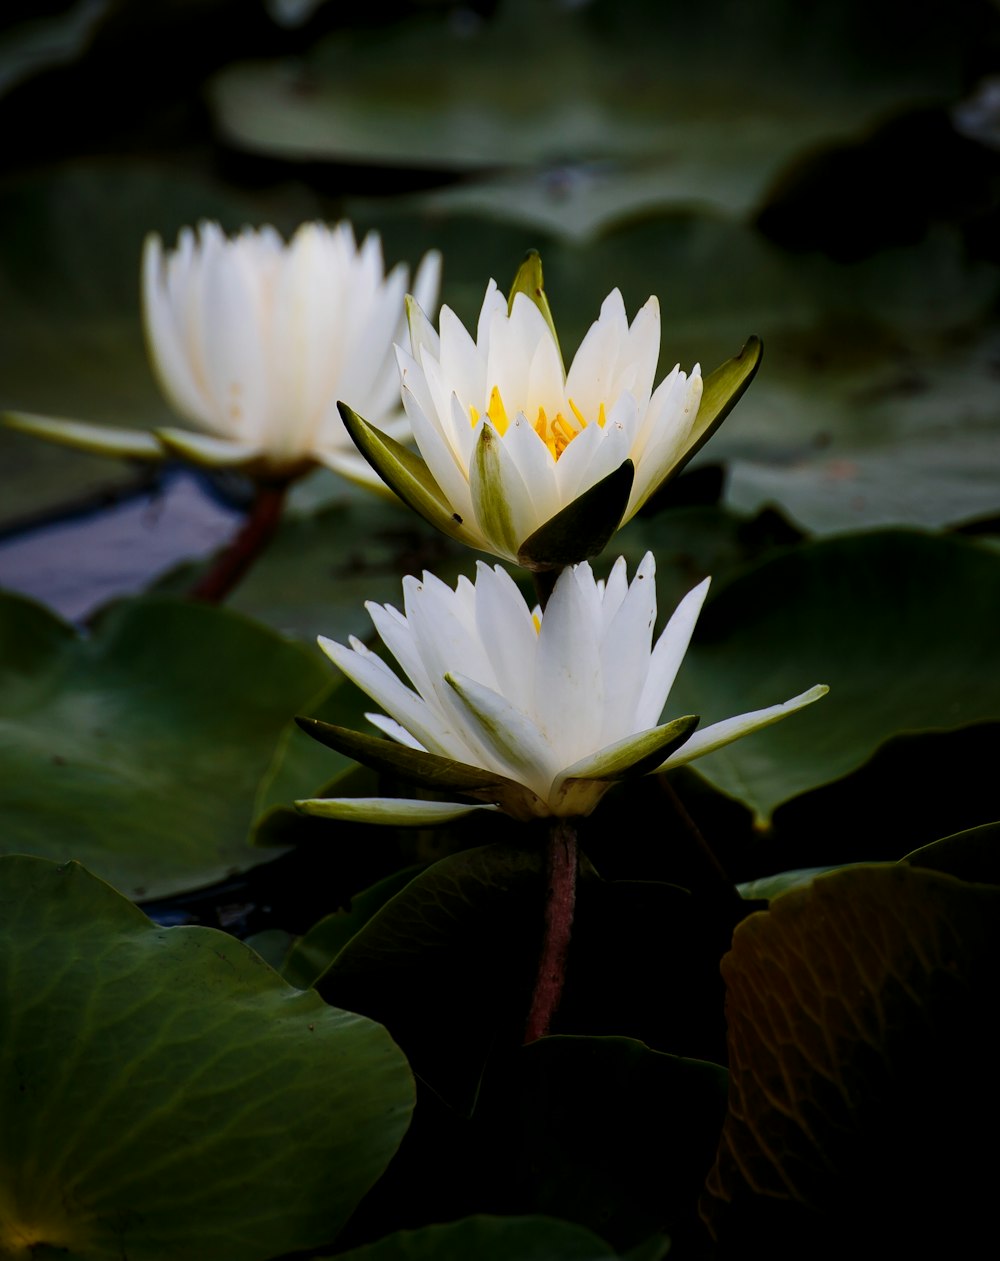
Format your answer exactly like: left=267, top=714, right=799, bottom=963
left=525, top=816, right=579, bottom=1043
left=190, top=481, right=288, bottom=604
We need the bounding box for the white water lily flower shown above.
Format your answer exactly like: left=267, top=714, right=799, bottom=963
left=142, top=220, right=440, bottom=483
left=340, top=255, right=759, bottom=568
left=4, top=221, right=441, bottom=486
left=296, top=553, right=827, bottom=825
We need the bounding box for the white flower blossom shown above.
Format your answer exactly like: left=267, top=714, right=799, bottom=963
left=298, top=553, right=827, bottom=824
left=142, top=220, right=440, bottom=483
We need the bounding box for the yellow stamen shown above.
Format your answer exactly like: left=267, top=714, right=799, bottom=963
left=531, top=612, right=541, bottom=635
left=479, top=387, right=607, bottom=461
left=487, top=385, right=509, bottom=436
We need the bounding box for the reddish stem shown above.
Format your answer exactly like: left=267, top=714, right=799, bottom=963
left=190, top=481, right=287, bottom=604
left=525, top=817, right=578, bottom=1043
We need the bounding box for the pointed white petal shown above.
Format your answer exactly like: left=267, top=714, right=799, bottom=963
left=534, top=563, right=604, bottom=760
left=445, top=672, right=558, bottom=798
left=634, top=577, right=711, bottom=730
left=657, top=685, right=830, bottom=770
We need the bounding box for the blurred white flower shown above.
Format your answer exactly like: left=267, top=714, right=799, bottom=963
left=341, top=254, right=759, bottom=567
left=142, top=219, right=441, bottom=484
left=297, top=552, right=827, bottom=824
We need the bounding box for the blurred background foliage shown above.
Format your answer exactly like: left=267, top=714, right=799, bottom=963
left=2, top=0, right=999, bottom=532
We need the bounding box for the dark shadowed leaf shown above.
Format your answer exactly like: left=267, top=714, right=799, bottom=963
left=703, top=863, right=1000, bottom=1257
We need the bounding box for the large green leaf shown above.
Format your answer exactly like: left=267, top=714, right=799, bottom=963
left=0, top=854, right=414, bottom=1261
left=703, top=862, right=1000, bottom=1256
left=208, top=0, right=965, bottom=208
left=666, top=530, right=1000, bottom=822
left=316, top=842, right=546, bottom=1108
left=327, top=1215, right=620, bottom=1261
left=479, top=1036, right=727, bottom=1251
left=0, top=591, right=331, bottom=898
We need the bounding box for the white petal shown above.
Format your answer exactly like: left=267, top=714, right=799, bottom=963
left=534, top=562, right=604, bottom=760
left=472, top=561, right=539, bottom=715
left=634, top=577, right=711, bottom=730
left=411, top=250, right=442, bottom=322
left=366, top=713, right=427, bottom=750
left=599, top=551, right=658, bottom=741
left=317, top=634, right=457, bottom=759
left=657, top=685, right=830, bottom=770
left=445, top=672, right=559, bottom=798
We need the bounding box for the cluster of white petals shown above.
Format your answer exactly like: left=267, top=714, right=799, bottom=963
left=143, top=220, right=440, bottom=482
left=394, top=282, right=703, bottom=562
left=304, top=554, right=826, bottom=823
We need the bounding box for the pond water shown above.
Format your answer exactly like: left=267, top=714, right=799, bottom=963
left=0, top=467, right=242, bottom=622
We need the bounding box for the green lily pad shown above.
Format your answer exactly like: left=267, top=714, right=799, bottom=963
left=327, top=1215, right=620, bottom=1261
left=0, top=854, right=414, bottom=1261
left=0, top=590, right=332, bottom=898
left=283, top=865, right=426, bottom=990
left=316, top=842, right=546, bottom=1108
left=666, top=530, right=1000, bottom=823
left=703, top=862, right=1000, bottom=1255
left=902, top=820, right=1000, bottom=884
left=479, top=1036, right=727, bottom=1251
left=208, top=0, right=964, bottom=208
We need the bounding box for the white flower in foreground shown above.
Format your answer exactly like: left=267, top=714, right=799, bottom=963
left=4, top=221, right=441, bottom=485
left=142, top=220, right=440, bottom=483
left=296, top=553, right=827, bottom=825
left=339, top=254, right=760, bottom=568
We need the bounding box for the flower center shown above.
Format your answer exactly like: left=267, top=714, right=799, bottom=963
left=468, top=386, right=607, bottom=461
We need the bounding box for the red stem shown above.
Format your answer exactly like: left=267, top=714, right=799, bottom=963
left=190, top=481, right=287, bottom=604
left=525, top=817, right=578, bottom=1043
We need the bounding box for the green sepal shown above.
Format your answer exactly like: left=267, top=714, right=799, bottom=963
left=517, top=458, right=635, bottom=570
left=472, top=424, right=521, bottom=560
left=296, top=797, right=497, bottom=826
left=507, top=249, right=563, bottom=372
left=294, top=717, right=522, bottom=795
left=3, top=411, right=164, bottom=460
left=561, top=714, right=700, bottom=785
left=671, top=335, right=762, bottom=480
left=338, top=402, right=466, bottom=542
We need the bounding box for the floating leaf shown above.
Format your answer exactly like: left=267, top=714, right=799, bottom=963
left=703, top=863, right=1000, bottom=1255
left=480, top=1036, right=727, bottom=1251
left=0, top=591, right=331, bottom=898
left=316, top=843, right=545, bottom=1108
left=328, top=1214, right=620, bottom=1261
left=283, top=866, right=426, bottom=990
left=0, top=855, right=414, bottom=1261
left=902, top=819, right=1000, bottom=885
left=667, top=530, right=1000, bottom=822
